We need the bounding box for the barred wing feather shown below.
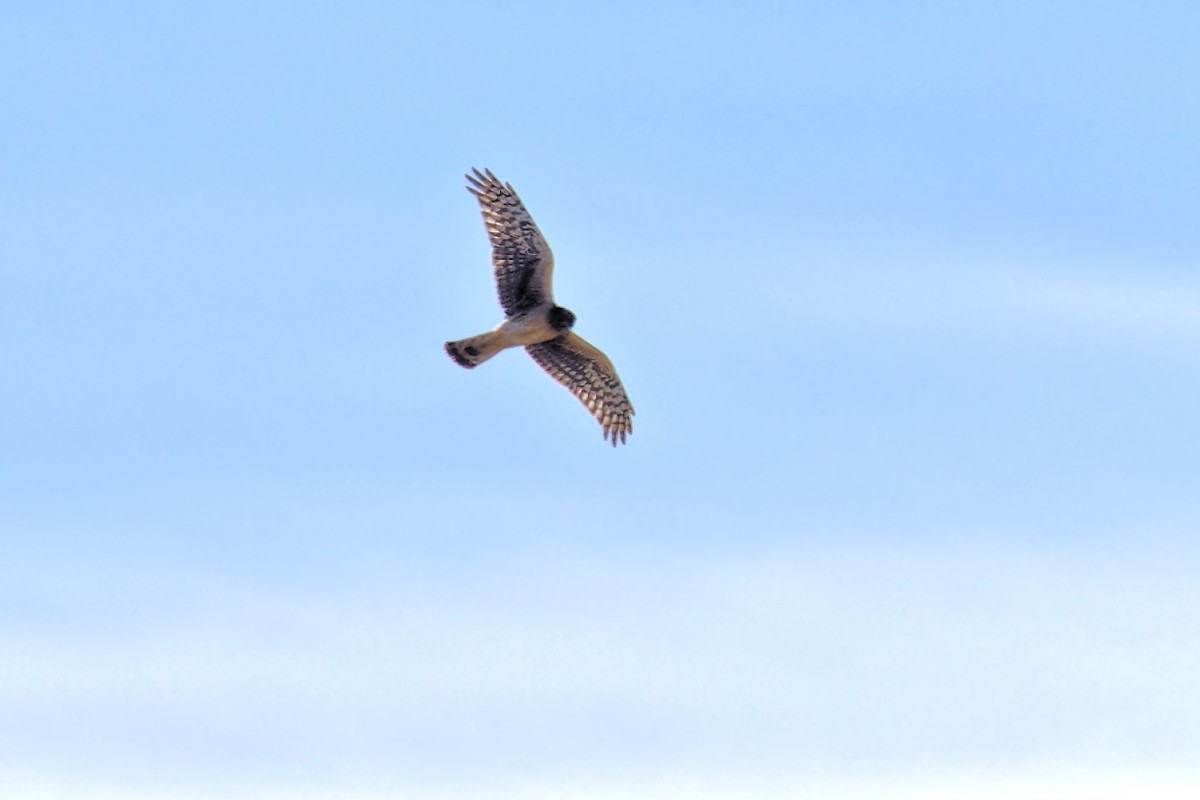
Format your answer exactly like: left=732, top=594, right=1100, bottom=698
left=465, top=168, right=555, bottom=317
left=525, top=333, right=635, bottom=446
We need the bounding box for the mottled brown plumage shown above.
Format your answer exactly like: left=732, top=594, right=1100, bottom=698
left=446, top=168, right=635, bottom=446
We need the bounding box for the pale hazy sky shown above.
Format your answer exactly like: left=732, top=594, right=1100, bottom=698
left=3, top=2, right=1200, bottom=798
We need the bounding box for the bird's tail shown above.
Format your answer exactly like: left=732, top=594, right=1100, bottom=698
left=444, top=331, right=504, bottom=368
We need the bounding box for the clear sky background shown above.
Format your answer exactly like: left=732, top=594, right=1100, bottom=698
left=3, top=2, right=1200, bottom=798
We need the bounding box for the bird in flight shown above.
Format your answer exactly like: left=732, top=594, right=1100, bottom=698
left=445, top=168, right=635, bottom=446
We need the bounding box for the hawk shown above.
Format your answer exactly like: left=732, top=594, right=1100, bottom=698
left=445, top=168, right=635, bottom=446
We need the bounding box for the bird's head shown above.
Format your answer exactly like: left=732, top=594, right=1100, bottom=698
left=549, top=305, right=576, bottom=332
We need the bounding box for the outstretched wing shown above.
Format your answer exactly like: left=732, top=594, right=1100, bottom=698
left=465, top=168, right=555, bottom=317
left=526, top=333, right=635, bottom=446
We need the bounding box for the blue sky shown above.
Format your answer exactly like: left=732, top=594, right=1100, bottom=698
left=3, top=2, right=1200, bottom=798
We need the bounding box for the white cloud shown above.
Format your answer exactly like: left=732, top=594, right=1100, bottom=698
left=1003, top=272, right=1200, bottom=338
left=3, top=530, right=1198, bottom=797
left=748, top=238, right=1200, bottom=341
left=4, top=766, right=1199, bottom=800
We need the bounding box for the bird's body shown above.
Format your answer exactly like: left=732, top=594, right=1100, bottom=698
left=445, top=168, right=634, bottom=446
left=444, top=306, right=572, bottom=367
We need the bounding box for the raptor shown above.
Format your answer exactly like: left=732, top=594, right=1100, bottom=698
left=445, top=168, right=635, bottom=446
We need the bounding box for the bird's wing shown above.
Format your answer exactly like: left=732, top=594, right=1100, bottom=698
left=465, top=168, right=555, bottom=317
left=525, top=333, right=634, bottom=446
